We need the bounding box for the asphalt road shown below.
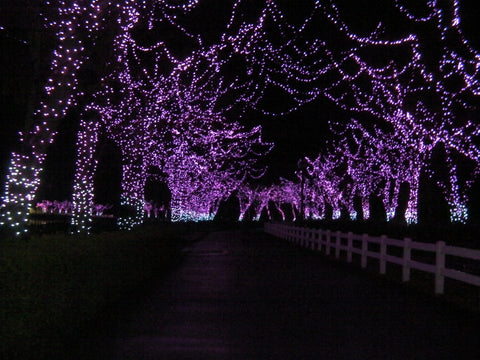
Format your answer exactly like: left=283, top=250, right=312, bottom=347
left=72, top=228, right=480, bottom=359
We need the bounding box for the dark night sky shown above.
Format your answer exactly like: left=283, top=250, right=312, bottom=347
left=1, top=0, right=480, bottom=197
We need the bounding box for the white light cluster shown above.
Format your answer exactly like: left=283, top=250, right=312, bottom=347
left=1, top=0, right=103, bottom=234
left=71, top=117, right=101, bottom=234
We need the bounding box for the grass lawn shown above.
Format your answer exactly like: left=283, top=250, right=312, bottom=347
left=0, top=224, right=198, bottom=360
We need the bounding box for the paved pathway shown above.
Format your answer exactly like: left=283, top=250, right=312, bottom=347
left=74, top=229, right=479, bottom=359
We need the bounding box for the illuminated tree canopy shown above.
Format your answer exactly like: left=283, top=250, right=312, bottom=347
left=1, top=0, right=480, bottom=234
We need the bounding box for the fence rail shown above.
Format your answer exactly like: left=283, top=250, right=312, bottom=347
left=264, top=222, right=480, bottom=294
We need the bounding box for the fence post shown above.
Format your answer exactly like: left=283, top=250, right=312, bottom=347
left=402, top=237, right=411, bottom=282
left=316, top=229, right=322, bottom=252
left=335, top=231, right=341, bottom=259
left=326, top=230, right=331, bottom=255
left=361, top=234, right=368, bottom=268
left=380, top=235, right=387, bottom=275
left=347, top=232, right=353, bottom=263
left=435, top=241, right=446, bottom=294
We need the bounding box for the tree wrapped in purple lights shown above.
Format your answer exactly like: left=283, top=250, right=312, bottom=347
left=301, top=0, right=480, bottom=224
left=0, top=0, right=103, bottom=235
left=327, top=117, right=423, bottom=223
left=70, top=0, right=274, bottom=230
left=160, top=121, right=272, bottom=222
left=2, top=0, right=480, bottom=234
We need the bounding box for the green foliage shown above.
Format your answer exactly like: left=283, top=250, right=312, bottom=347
left=0, top=225, right=185, bottom=360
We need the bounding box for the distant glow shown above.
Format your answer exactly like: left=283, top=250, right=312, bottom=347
left=171, top=210, right=214, bottom=222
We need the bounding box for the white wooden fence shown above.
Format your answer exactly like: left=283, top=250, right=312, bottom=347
left=264, top=222, right=480, bottom=295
